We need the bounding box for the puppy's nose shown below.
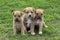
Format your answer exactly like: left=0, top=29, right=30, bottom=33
left=29, top=15, right=31, bottom=17
left=15, top=18, right=19, bottom=22
left=38, top=16, right=42, bottom=19
left=16, top=18, right=18, bottom=20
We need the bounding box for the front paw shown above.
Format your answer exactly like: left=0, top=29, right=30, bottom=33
left=39, top=31, right=42, bottom=35
left=31, top=32, right=35, bottom=35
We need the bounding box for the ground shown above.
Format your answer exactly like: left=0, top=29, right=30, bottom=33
left=0, top=0, right=60, bottom=40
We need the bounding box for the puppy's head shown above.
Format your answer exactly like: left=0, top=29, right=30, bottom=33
left=12, top=10, right=22, bottom=22
left=35, top=9, right=44, bottom=20
left=23, top=7, right=35, bottom=19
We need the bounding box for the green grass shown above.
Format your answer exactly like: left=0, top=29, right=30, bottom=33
left=0, top=0, right=60, bottom=40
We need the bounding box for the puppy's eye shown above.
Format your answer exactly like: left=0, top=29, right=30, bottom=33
left=14, top=15, right=16, bottom=17
left=31, top=12, right=33, bottom=13
left=26, top=12, right=29, bottom=14
left=36, top=13, right=38, bottom=15
left=41, top=14, right=43, bottom=15
left=18, top=15, right=20, bottom=17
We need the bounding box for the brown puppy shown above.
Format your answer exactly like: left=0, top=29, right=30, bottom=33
left=23, top=7, right=35, bottom=35
left=35, top=9, right=48, bottom=35
left=12, top=10, right=25, bottom=35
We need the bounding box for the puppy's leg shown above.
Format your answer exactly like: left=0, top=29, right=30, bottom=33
left=39, top=21, right=44, bottom=35
left=30, top=25, right=35, bottom=35
left=13, top=24, right=17, bottom=35
left=21, top=25, right=25, bottom=35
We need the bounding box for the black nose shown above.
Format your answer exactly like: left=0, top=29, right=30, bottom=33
left=38, top=17, right=41, bottom=19
left=15, top=18, right=19, bottom=22
left=16, top=18, right=18, bottom=20
left=29, top=15, right=31, bottom=17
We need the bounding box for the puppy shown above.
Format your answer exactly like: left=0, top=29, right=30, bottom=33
left=12, top=10, right=25, bottom=35
left=35, top=9, right=48, bottom=35
left=23, top=7, right=35, bottom=35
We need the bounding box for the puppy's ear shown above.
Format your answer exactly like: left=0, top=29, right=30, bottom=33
left=41, top=9, right=45, bottom=14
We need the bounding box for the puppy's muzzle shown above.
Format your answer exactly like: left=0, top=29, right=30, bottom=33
left=29, top=15, right=31, bottom=17
left=37, top=15, right=42, bottom=20
left=15, top=18, right=20, bottom=22
left=28, top=13, right=33, bottom=17
left=38, top=16, right=41, bottom=19
left=28, top=14, right=32, bottom=18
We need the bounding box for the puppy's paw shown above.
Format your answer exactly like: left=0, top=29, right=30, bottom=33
left=39, top=31, right=42, bottom=35
left=31, top=32, right=35, bottom=35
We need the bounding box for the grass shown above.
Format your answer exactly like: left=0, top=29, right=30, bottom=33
left=0, top=0, right=60, bottom=40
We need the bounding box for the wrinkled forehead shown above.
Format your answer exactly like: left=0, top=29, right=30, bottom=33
left=36, top=10, right=44, bottom=14
left=13, top=11, right=20, bottom=15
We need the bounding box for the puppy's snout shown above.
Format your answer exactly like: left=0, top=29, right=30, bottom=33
left=37, top=15, right=42, bottom=19
left=15, top=18, right=18, bottom=20
left=15, top=18, right=19, bottom=22
left=29, top=15, right=31, bottom=17
left=16, top=18, right=18, bottom=20
left=38, top=16, right=41, bottom=19
left=28, top=13, right=32, bottom=17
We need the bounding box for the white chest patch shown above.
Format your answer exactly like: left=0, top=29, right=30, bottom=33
left=36, top=20, right=40, bottom=24
left=27, top=19, right=32, bottom=27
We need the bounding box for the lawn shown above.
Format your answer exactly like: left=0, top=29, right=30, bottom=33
left=0, top=0, right=60, bottom=40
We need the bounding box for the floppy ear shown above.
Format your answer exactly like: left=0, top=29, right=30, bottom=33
left=41, top=9, right=45, bottom=15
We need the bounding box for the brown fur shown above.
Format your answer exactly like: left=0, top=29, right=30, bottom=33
left=12, top=10, right=25, bottom=35
left=23, top=7, right=35, bottom=35
left=35, top=9, right=46, bottom=35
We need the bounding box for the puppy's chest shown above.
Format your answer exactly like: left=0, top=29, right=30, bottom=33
left=15, top=22, right=22, bottom=29
left=36, top=20, right=41, bottom=25
left=24, top=18, right=33, bottom=27
left=27, top=19, right=32, bottom=23
left=26, top=19, right=32, bottom=27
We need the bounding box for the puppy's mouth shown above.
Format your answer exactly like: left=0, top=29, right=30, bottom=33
left=28, top=15, right=34, bottom=20
left=28, top=17, right=34, bottom=21
left=15, top=18, right=20, bottom=22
